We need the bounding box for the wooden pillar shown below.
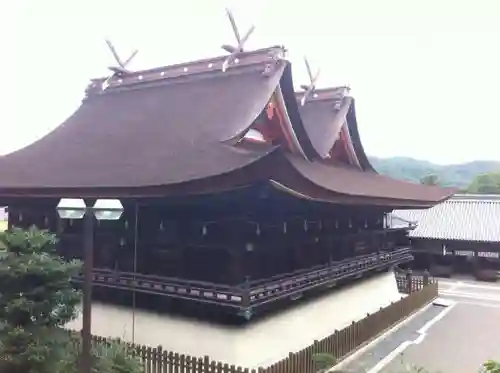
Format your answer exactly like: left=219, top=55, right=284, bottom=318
left=406, top=269, right=413, bottom=293
left=228, top=246, right=244, bottom=285
left=328, top=237, right=333, bottom=266
left=423, top=269, right=430, bottom=286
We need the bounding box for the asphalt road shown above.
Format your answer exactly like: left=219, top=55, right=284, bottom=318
left=337, top=278, right=500, bottom=373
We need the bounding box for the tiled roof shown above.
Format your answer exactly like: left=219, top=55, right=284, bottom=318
left=392, top=194, right=500, bottom=242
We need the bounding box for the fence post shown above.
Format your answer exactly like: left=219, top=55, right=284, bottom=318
left=423, top=269, right=430, bottom=286
left=157, top=345, right=163, bottom=371
left=239, top=276, right=253, bottom=320
left=406, top=269, right=413, bottom=293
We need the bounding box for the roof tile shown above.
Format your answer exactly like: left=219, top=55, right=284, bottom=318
left=393, top=194, right=500, bottom=242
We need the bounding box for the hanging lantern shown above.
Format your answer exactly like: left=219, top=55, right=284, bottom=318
left=124, top=220, right=129, bottom=229
left=348, top=219, right=352, bottom=228
left=335, top=220, right=339, bottom=229
left=159, top=220, right=164, bottom=231
left=303, top=220, right=308, bottom=231
left=364, top=220, right=368, bottom=228
left=256, top=224, right=261, bottom=236
left=202, top=225, right=208, bottom=236
left=319, top=220, right=323, bottom=230
left=245, top=242, right=254, bottom=252
left=120, top=237, right=126, bottom=246
left=19, top=213, right=23, bottom=222
left=283, top=222, right=287, bottom=234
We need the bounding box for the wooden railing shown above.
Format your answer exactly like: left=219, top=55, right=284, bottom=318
left=88, top=278, right=438, bottom=373
left=84, top=270, right=243, bottom=308
left=395, top=269, right=436, bottom=294
left=73, top=248, right=413, bottom=313
left=247, top=248, right=412, bottom=307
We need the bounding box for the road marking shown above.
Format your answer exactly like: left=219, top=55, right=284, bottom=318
left=449, top=299, right=500, bottom=308
left=331, top=303, right=433, bottom=372
left=365, top=303, right=455, bottom=373
left=440, top=281, right=500, bottom=291
left=440, top=290, right=500, bottom=302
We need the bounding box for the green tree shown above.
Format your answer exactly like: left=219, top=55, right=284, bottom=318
left=0, top=226, right=82, bottom=373
left=420, top=174, right=439, bottom=186
left=483, top=360, right=500, bottom=372
left=467, top=172, right=500, bottom=194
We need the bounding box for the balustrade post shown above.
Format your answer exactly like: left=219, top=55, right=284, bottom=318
left=406, top=269, right=413, bottom=293
left=423, top=269, right=430, bottom=286
left=239, top=276, right=253, bottom=321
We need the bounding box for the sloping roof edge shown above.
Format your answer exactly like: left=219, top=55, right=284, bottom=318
left=0, top=146, right=281, bottom=198
left=279, top=154, right=456, bottom=206
left=278, top=64, right=318, bottom=160
left=346, top=99, right=377, bottom=172
left=394, top=195, right=500, bottom=242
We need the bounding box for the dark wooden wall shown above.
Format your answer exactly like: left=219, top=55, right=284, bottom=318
left=5, top=188, right=404, bottom=285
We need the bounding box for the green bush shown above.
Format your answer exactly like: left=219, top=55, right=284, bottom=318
left=483, top=360, right=500, bottom=373
left=0, top=227, right=81, bottom=373
left=0, top=226, right=143, bottom=373
left=58, top=333, right=143, bottom=373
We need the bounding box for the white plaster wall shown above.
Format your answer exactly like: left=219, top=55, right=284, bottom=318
left=66, top=272, right=402, bottom=368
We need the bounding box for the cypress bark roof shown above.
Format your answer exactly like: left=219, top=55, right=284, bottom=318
left=0, top=48, right=285, bottom=189
left=0, top=46, right=455, bottom=207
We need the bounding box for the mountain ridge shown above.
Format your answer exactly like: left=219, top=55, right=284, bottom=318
left=369, top=156, right=500, bottom=188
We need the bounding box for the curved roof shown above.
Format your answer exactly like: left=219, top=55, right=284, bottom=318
left=0, top=47, right=286, bottom=190
left=346, top=99, right=376, bottom=172
left=295, top=88, right=352, bottom=160
left=280, top=154, right=454, bottom=207
left=0, top=46, right=455, bottom=207
left=277, top=66, right=317, bottom=160
left=295, top=88, right=374, bottom=170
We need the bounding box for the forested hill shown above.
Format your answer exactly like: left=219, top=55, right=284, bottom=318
left=369, top=157, right=500, bottom=189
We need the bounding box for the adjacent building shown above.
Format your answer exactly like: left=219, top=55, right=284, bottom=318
left=394, top=194, right=500, bottom=279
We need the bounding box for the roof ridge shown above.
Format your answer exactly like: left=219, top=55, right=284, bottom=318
left=85, top=46, right=287, bottom=97
left=447, top=199, right=500, bottom=204
left=295, top=86, right=350, bottom=102
left=452, top=193, right=500, bottom=201
left=84, top=60, right=286, bottom=100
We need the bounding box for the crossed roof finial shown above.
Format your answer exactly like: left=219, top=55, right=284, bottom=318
left=221, top=8, right=255, bottom=72
left=101, top=39, right=139, bottom=90
left=300, top=57, right=321, bottom=106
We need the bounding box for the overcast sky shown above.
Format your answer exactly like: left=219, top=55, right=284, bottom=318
left=3, top=0, right=500, bottom=164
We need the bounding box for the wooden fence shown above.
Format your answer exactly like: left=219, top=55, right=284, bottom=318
left=91, top=280, right=439, bottom=373
left=395, top=269, right=436, bottom=294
